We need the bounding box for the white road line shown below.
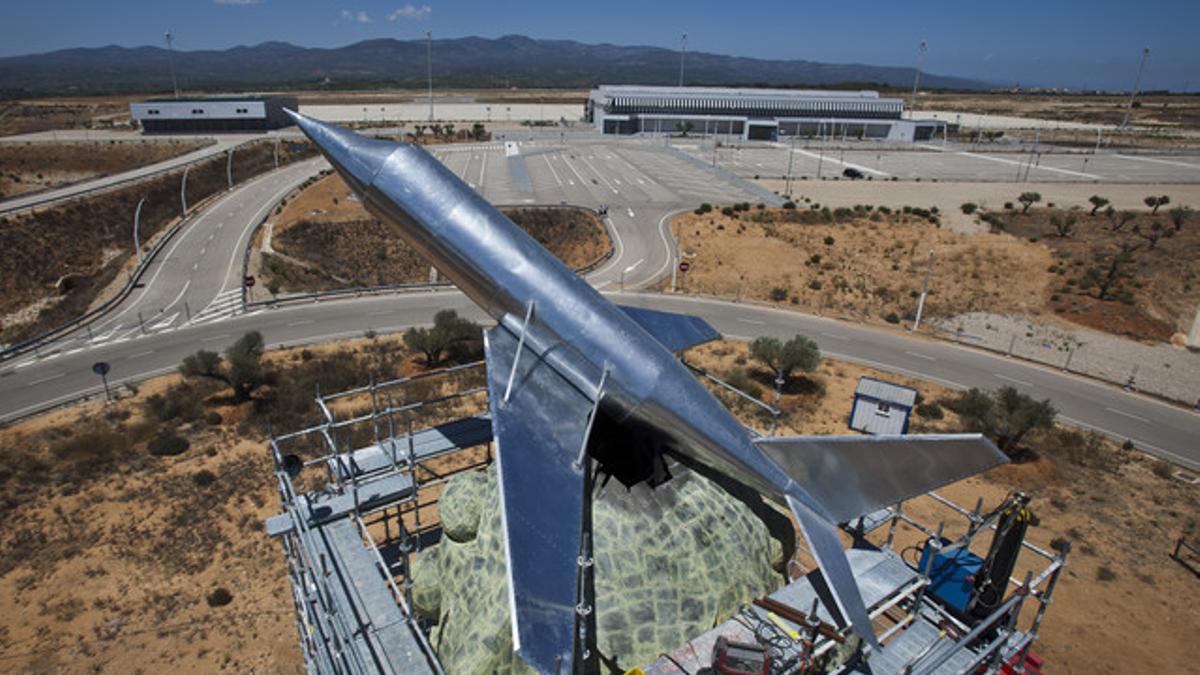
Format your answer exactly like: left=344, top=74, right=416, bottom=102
left=542, top=154, right=563, bottom=186
left=201, top=333, right=232, bottom=343
left=559, top=154, right=590, bottom=188
left=149, top=312, right=179, bottom=330
left=478, top=151, right=488, bottom=189
left=287, top=319, right=315, bottom=327
left=1104, top=407, right=1150, bottom=424
left=819, top=331, right=848, bottom=340
left=792, top=148, right=891, bottom=177
left=737, top=318, right=766, bottom=325
left=127, top=350, right=155, bottom=359
left=367, top=310, right=393, bottom=316
left=903, top=350, right=937, bottom=361
left=995, top=373, right=1034, bottom=387
left=30, top=372, right=65, bottom=385
left=623, top=258, right=644, bottom=274
left=957, top=150, right=1102, bottom=179
left=593, top=280, right=612, bottom=290
left=627, top=207, right=635, bottom=218
left=1113, top=154, right=1200, bottom=169
left=578, top=155, right=619, bottom=193
left=162, top=279, right=191, bottom=314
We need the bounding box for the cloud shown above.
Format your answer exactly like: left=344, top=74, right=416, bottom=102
left=214, top=0, right=263, bottom=4
left=388, top=4, right=432, bottom=21
left=338, top=9, right=373, bottom=23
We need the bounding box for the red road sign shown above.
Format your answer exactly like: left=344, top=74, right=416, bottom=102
left=678, top=261, right=691, bottom=273
left=244, top=275, right=256, bottom=288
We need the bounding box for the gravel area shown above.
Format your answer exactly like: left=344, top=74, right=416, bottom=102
left=930, top=312, right=1200, bottom=405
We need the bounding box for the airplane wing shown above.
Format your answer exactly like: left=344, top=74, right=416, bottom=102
left=618, top=305, right=720, bottom=353
left=757, top=433, right=1007, bottom=524
left=484, top=325, right=595, bottom=674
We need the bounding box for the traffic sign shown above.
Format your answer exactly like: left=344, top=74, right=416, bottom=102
left=244, top=275, right=256, bottom=288
left=92, top=361, right=111, bottom=376
left=678, top=261, right=691, bottom=273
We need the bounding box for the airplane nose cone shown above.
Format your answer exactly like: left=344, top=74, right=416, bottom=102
left=285, top=109, right=396, bottom=192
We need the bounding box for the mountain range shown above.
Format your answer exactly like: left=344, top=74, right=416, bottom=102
left=0, top=35, right=990, bottom=97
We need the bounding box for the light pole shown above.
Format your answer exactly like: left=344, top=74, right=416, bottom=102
left=133, top=197, right=145, bottom=265
left=784, top=133, right=796, bottom=197
left=678, top=32, right=688, bottom=87
left=180, top=165, right=191, bottom=216
left=164, top=32, right=180, bottom=99
left=909, top=40, right=927, bottom=118
left=1121, top=47, right=1150, bottom=129
left=426, top=31, right=434, bottom=123
left=226, top=147, right=235, bottom=189
left=912, top=249, right=934, bottom=332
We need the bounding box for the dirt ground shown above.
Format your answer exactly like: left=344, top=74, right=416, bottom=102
left=0, top=139, right=210, bottom=199
left=920, top=93, right=1200, bottom=133
left=667, top=205, right=1055, bottom=326
left=0, top=98, right=138, bottom=137
left=251, top=173, right=608, bottom=294
left=1, top=331, right=1194, bottom=673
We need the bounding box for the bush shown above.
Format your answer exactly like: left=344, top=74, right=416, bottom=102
left=782, top=201, right=796, bottom=209
left=884, top=312, right=900, bottom=324
left=916, top=402, right=944, bottom=419
left=1096, top=566, right=1117, bottom=582
left=823, top=235, right=835, bottom=246
left=808, top=280, right=823, bottom=290
left=769, top=287, right=789, bottom=302
left=148, top=432, right=190, bottom=457
left=192, top=470, right=217, bottom=487
left=961, top=202, right=977, bottom=215
left=724, top=368, right=763, bottom=399
left=206, top=587, right=234, bottom=607
left=205, top=411, right=223, bottom=426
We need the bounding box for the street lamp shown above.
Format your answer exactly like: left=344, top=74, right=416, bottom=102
left=678, top=32, right=688, bottom=87
left=426, top=31, right=434, bottom=123
left=1121, top=47, right=1151, bottom=129
left=909, top=40, right=927, bottom=118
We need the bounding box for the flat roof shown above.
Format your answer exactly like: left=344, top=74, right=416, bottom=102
left=139, top=95, right=292, bottom=103
left=855, top=377, right=918, bottom=407
left=594, top=85, right=888, bottom=100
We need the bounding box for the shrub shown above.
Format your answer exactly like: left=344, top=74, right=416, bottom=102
left=769, top=287, right=789, bottom=302
left=961, top=203, right=977, bottom=215
left=205, top=412, right=223, bottom=426
left=782, top=201, right=796, bottom=210
left=724, top=368, right=763, bottom=400
left=823, top=235, right=835, bottom=246
left=884, top=312, right=900, bottom=324
left=1096, top=566, right=1117, bottom=582
left=206, top=587, right=234, bottom=607
left=148, top=432, right=189, bottom=457
left=808, top=280, right=823, bottom=290
left=192, top=470, right=217, bottom=487
left=916, top=402, right=944, bottom=419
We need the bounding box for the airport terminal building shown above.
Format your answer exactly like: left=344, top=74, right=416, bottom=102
left=130, top=96, right=299, bottom=133
left=586, top=85, right=944, bottom=142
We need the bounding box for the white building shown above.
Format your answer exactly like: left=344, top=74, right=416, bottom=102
left=849, top=377, right=918, bottom=435
left=587, top=85, right=945, bottom=142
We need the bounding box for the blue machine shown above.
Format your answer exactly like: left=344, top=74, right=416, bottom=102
left=918, top=541, right=984, bottom=618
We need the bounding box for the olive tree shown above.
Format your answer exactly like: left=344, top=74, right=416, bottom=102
left=749, top=335, right=821, bottom=385
left=952, top=386, right=1057, bottom=457
left=404, top=310, right=480, bottom=367
left=1018, top=192, right=1042, bottom=214
left=179, top=331, right=266, bottom=403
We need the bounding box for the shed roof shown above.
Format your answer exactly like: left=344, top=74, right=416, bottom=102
left=854, top=377, right=918, bottom=407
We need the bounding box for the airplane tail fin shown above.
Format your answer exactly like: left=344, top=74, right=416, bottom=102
left=761, top=433, right=1006, bottom=648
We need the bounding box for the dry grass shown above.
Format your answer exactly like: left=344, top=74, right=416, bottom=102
left=0, top=139, right=210, bottom=199
left=667, top=205, right=1053, bottom=324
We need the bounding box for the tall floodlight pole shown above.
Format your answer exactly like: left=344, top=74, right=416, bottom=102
left=180, top=165, right=191, bottom=216
left=1121, top=47, right=1150, bottom=129
left=678, top=33, right=688, bottom=87
left=426, top=31, right=434, bottom=123
left=912, top=249, right=934, bottom=332
left=133, top=198, right=145, bottom=264
left=165, top=32, right=180, bottom=100
left=909, top=40, right=927, bottom=118
left=226, top=147, right=235, bottom=189
left=784, top=133, right=796, bottom=197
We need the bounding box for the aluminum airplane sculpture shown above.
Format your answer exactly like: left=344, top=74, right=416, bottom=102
left=288, top=111, right=1007, bottom=673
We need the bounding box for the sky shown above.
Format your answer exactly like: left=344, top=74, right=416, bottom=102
left=0, top=0, right=1196, bottom=91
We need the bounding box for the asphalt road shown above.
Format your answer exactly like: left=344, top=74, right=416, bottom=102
left=1, top=133, right=1197, bottom=473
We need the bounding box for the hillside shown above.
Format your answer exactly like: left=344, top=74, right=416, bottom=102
left=0, top=35, right=988, bottom=97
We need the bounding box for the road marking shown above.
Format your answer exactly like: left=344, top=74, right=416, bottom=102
left=791, top=148, right=891, bottom=177
left=957, top=150, right=1102, bottom=179
left=30, top=373, right=65, bottom=385
left=149, top=312, right=179, bottom=330
left=903, top=350, right=937, bottom=361
left=201, top=333, right=231, bottom=343
left=542, top=154, right=563, bottom=186
left=287, top=319, right=315, bottom=326
left=995, top=373, right=1034, bottom=387
left=192, top=263, right=198, bottom=270
left=127, top=350, right=155, bottom=359
left=593, top=280, right=611, bottom=290
left=623, top=258, right=645, bottom=275
left=819, top=331, right=848, bottom=340
left=1105, top=407, right=1150, bottom=424
left=368, top=310, right=393, bottom=316
left=737, top=318, right=766, bottom=325
left=1113, top=154, right=1200, bottom=169
left=162, top=279, right=192, bottom=314
left=478, top=151, right=488, bottom=189
left=578, top=155, right=619, bottom=193
left=626, top=207, right=635, bottom=218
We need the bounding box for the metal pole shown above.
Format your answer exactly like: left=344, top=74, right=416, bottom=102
left=912, top=249, right=933, bottom=332
left=1121, top=47, right=1150, bottom=129
left=678, top=32, right=687, bottom=87
left=785, top=134, right=796, bottom=197
left=274, top=139, right=280, bottom=168
left=180, top=165, right=190, bottom=216
left=133, top=197, right=145, bottom=265
left=100, top=371, right=111, bottom=402
left=165, top=32, right=180, bottom=100
left=426, top=31, right=434, bottom=123
left=226, top=148, right=234, bottom=190
left=909, top=40, right=927, bottom=117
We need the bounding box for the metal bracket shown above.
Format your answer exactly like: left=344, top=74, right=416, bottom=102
left=503, top=300, right=535, bottom=404
left=573, top=366, right=610, bottom=471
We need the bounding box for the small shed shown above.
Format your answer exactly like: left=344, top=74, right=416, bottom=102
left=849, top=377, right=918, bottom=435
